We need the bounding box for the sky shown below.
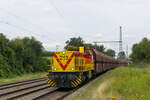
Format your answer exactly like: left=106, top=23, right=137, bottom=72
left=0, top=0, right=150, bottom=55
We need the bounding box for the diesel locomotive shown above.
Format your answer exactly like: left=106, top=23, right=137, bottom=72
left=46, top=46, right=129, bottom=88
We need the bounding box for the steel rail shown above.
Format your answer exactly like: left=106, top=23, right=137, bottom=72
left=0, top=78, right=46, bottom=90
left=0, top=78, right=45, bottom=87
left=0, top=82, right=47, bottom=96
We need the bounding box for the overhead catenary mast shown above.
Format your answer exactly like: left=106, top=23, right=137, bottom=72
left=93, top=26, right=123, bottom=53
left=126, top=45, right=128, bottom=60
left=119, top=26, right=123, bottom=52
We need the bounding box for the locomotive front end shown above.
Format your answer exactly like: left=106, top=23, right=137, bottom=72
left=47, top=46, right=94, bottom=88
left=47, top=50, right=82, bottom=88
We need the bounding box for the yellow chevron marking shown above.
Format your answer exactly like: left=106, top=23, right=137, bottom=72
left=51, top=82, right=55, bottom=87
left=73, top=80, right=78, bottom=86
left=49, top=80, right=54, bottom=86
left=71, top=82, right=74, bottom=87
left=50, top=81, right=54, bottom=85
left=76, top=79, right=80, bottom=84
left=71, top=84, right=73, bottom=87
left=48, top=80, right=51, bottom=84
left=71, top=81, right=75, bottom=87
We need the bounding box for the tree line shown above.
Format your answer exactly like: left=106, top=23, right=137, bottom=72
left=130, top=37, right=150, bottom=63
left=65, top=36, right=127, bottom=59
left=65, top=36, right=150, bottom=63
left=0, top=33, right=49, bottom=78
left=1, top=33, right=147, bottom=78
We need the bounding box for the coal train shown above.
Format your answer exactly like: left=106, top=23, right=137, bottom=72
left=46, top=46, right=130, bottom=88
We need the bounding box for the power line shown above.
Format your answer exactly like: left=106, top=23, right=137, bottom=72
left=47, top=0, right=76, bottom=37
left=0, top=8, right=62, bottom=43
left=47, top=0, right=65, bottom=19
left=0, top=20, right=37, bottom=35
left=0, top=2, right=73, bottom=41
left=0, top=8, right=64, bottom=50
left=0, top=8, right=57, bottom=36
left=0, top=20, right=61, bottom=43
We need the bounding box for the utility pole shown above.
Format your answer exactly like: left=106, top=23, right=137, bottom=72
left=126, top=45, right=128, bottom=60
left=119, top=26, right=123, bottom=52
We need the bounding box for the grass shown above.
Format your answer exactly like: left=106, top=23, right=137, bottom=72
left=70, top=65, right=150, bottom=100
left=0, top=72, right=47, bottom=84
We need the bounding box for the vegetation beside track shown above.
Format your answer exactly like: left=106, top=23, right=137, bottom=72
left=0, top=72, right=47, bottom=84
left=0, top=33, right=50, bottom=78
left=70, top=65, right=150, bottom=100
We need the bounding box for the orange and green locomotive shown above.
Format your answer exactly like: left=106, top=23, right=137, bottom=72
left=46, top=46, right=130, bottom=88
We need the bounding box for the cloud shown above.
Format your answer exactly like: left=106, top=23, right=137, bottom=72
left=0, top=0, right=150, bottom=54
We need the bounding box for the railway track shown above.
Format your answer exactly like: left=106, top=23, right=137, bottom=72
left=35, top=76, right=100, bottom=100
left=0, top=78, right=57, bottom=100
left=36, top=88, right=74, bottom=100
left=0, top=75, right=101, bottom=100
left=35, top=75, right=100, bottom=100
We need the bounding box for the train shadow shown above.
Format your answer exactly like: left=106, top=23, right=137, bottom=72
left=57, top=88, right=72, bottom=91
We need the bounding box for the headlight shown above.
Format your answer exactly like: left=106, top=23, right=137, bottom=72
left=72, top=68, right=74, bottom=70
left=63, top=51, right=65, bottom=54
left=54, top=68, right=57, bottom=70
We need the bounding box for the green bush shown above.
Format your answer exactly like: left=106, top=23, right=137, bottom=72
left=0, top=33, right=50, bottom=78
left=130, top=37, right=150, bottom=63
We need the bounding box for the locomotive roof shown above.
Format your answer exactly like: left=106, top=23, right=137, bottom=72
left=67, top=46, right=90, bottom=50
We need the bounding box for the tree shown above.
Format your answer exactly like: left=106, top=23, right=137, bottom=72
left=95, top=45, right=105, bottom=53
left=130, top=37, right=150, bottom=62
left=117, top=51, right=126, bottom=60
left=42, top=51, right=53, bottom=57
left=0, top=33, right=51, bottom=78
left=0, top=33, right=9, bottom=56
left=0, top=54, right=11, bottom=77
left=64, top=37, right=85, bottom=49
left=64, top=37, right=118, bottom=55
left=105, top=49, right=116, bottom=57
left=85, top=43, right=105, bottom=53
